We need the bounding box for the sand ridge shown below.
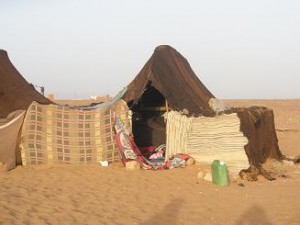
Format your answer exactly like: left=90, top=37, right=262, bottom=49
left=1, top=99, right=300, bottom=225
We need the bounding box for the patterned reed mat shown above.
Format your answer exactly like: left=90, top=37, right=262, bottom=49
left=20, top=100, right=130, bottom=165
left=165, top=111, right=249, bottom=178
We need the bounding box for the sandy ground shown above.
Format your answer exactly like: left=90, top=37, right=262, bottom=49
left=1, top=99, right=300, bottom=225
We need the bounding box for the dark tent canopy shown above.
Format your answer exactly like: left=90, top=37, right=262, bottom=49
left=0, top=50, right=52, bottom=118
left=122, top=45, right=218, bottom=147
left=123, top=45, right=216, bottom=117
left=122, top=45, right=290, bottom=180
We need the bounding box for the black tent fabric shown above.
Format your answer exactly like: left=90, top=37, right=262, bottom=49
left=123, top=45, right=216, bottom=116
left=0, top=50, right=52, bottom=118
left=123, top=45, right=293, bottom=180
left=232, top=106, right=287, bottom=180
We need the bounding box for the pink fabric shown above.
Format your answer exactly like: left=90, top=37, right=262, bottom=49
left=149, top=149, right=164, bottom=159
left=139, top=146, right=156, bottom=158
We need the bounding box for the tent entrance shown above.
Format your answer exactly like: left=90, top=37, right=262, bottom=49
left=128, top=84, right=167, bottom=148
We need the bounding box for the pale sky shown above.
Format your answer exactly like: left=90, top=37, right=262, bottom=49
left=1, top=0, right=299, bottom=99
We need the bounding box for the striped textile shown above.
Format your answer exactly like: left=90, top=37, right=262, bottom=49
left=165, top=111, right=249, bottom=178
left=20, top=100, right=130, bottom=165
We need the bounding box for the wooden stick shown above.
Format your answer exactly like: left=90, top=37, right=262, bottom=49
left=165, top=99, right=169, bottom=113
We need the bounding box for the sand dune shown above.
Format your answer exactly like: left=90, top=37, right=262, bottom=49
left=1, top=99, right=300, bottom=225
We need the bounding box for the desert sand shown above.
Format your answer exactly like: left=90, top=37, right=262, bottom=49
left=1, top=99, right=299, bottom=225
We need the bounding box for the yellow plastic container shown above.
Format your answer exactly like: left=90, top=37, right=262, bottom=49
left=211, top=160, right=230, bottom=187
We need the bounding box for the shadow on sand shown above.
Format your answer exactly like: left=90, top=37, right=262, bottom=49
left=235, top=204, right=273, bottom=225
left=140, top=198, right=184, bottom=225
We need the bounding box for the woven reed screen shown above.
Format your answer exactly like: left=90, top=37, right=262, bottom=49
left=165, top=111, right=249, bottom=178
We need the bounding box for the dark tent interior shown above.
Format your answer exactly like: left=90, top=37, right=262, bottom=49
left=128, top=82, right=166, bottom=148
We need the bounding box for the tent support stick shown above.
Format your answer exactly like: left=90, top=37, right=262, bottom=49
left=165, top=99, right=169, bottom=113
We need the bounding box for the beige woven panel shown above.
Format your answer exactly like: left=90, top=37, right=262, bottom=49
left=166, top=111, right=249, bottom=178
left=0, top=110, right=26, bottom=170
left=21, top=100, right=130, bottom=165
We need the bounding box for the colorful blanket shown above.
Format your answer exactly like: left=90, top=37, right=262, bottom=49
left=114, top=117, right=190, bottom=170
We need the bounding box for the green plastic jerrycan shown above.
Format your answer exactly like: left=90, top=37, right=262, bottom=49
left=211, top=160, right=230, bottom=187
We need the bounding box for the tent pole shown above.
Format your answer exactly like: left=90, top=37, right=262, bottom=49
left=165, top=99, right=169, bottom=112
